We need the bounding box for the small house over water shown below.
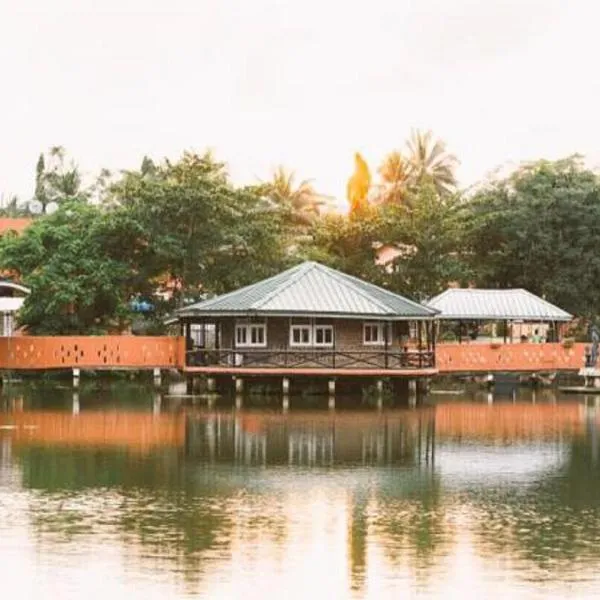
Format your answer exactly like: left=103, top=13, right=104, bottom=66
left=175, top=261, right=437, bottom=378
left=426, top=288, right=572, bottom=343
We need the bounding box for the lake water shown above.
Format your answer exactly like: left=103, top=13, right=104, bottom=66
left=1, top=383, right=600, bottom=599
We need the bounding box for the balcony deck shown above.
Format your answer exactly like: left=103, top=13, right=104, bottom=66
left=183, top=348, right=437, bottom=377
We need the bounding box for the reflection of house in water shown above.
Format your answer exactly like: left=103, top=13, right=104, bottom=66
left=184, top=403, right=595, bottom=470
left=185, top=413, right=436, bottom=467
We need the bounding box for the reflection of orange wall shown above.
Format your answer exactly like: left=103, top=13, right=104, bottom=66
left=231, top=404, right=585, bottom=442
left=0, top=411, right=185, bottom=451
left=437, top=342, right=586, bottom=373
left=435, top=403, right=583, bottom=440
left=0, top=336, right=186, bottom=369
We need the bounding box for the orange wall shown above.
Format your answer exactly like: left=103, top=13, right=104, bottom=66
left=0, top=336, right=185, bottom=370
left=436, top=342, right=586, bottom=373
left=0, top=336, right=587, bottom=373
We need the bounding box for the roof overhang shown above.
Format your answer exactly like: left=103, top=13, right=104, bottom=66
left=0, top=281, right=30, bottom=295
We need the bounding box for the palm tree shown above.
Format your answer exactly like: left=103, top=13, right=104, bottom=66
left=405, top=129, right=458, bottom=196
left=268, top=166, right=323, bottom=228
left=376, top=151, right=409, bottom=206
left=347, top=153, right=372, bottom=217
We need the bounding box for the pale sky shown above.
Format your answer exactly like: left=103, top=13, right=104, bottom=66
left=1, top=0, right=599, bottom=205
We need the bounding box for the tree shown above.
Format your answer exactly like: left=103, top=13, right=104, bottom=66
left=307, top=210, right=385, bottom=284
left=0, top=201, right=152, bottom=334
left=33, top=146, right=86, bottom=211
left=0, top=194, right=28, bottom=217
left=267, top=166, right=322, bottom=230
left=380, top=183, right=467, bottom=300
left=376, top=151, right=409, bottom=206
left=110, top=151, right=289, bottom=304
left=463, top=156, right=600, bottom=317
left=405, top=130, right=458, bottom=196
left=347, top=153, right=372, bottom=217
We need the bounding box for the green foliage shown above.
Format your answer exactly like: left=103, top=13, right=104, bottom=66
left=0, top=202, right=150, bottom=334
left=110, top=151, right=289, bottom=303
left=0, top=194, right=29, bottom=217
left=7, top=142, right=600, bottom=336
left=307, top=210, right=385, bottom=284
left=380, top=184, right=467, bottom=301
left=34, top=146, right=86, bottom=210
left=463, top=156, right=600, bottom=317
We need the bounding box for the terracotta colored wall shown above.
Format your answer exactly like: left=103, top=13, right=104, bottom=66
left=436, top=342, right=586, bottom=373
left=0, top=336, right=185, bottom=370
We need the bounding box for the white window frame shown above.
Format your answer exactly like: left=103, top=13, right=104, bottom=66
left=290, top=325, right=313, bottom=347
left=314, top=325, right=334, bottom=347
left=289, top=323, right=335, bottom=348
left=363, top=322, right=388, bottom=346
left=235, top=322, right=267, bottom=348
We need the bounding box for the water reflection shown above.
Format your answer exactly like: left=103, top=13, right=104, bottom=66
left=1, top=385, right=600, bottom=598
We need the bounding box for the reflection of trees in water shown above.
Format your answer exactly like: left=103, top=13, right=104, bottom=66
left=17, top=445, right=290, bottom=590
left=471, top=423, right=600, bottom=573
left=369, top=473, right=449, bottom=579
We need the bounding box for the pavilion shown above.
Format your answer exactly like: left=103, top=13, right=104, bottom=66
left=426, top=288, right=572, bottom=343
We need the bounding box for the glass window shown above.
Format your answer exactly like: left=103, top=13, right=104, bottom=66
left=364, top=323, right=386, bottom=345
left=290, top=325, right=312, bottom=346
left=236, top=326, right=247, bottom=346
left=251, top=325, right=265, bottom=345
left=314, top=325, right=333, bottom=347
left=190, top=324, right=205, bottom=347
left=235, top=323, right=266, bottom=347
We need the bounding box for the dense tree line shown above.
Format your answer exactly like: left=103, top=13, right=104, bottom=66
left=1, top=136, right=600, bottom=334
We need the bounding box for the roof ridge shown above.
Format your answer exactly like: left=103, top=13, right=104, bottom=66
left=314, top=262, right=433, bottom=316
left=252, top=261, right=315, bottom=310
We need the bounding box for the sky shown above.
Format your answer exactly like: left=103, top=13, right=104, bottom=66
left=1, top=0, right=599, bottom=206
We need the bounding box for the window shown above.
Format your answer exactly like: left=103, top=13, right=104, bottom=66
left=290, top=324, right=334, bottom=347
left=314, top=325, right=333, bottom=347
left=235, top=323, right=267, bottom=347
left=290, top=325, right=312, bottom=347
left=190, top=324, right=205, bottom=347
left=363, top=322, right=388, bottom=345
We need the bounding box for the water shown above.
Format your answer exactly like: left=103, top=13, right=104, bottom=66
left=1, top=383, right=600, bottom=599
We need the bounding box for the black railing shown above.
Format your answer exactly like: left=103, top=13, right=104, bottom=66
left=186, top=348, right=435, bottom=370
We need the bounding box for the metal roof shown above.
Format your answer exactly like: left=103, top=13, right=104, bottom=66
left=177, top=261, right=436, bottom=320
left=0, top=281, right=30, bottom=295
left=426, top=288, right=572, bottom=321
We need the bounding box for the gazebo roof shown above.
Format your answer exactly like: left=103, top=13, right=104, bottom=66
left=177, top=261, right=436, bottom=320
left=426, top=288, right=572, bottom=322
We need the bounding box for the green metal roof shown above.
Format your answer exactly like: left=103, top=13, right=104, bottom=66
left=177, top=261, right=436, bottom=320
left=426, top=288, right=572, bottom=321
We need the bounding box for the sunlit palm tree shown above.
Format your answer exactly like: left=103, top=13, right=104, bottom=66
left=347, top=153, right=372, bottom=217
left=406, top=129, right=458, bottom=196
left=268, top=166, right=323, bottom=228
left=376, top=151, right=409, bottom=206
